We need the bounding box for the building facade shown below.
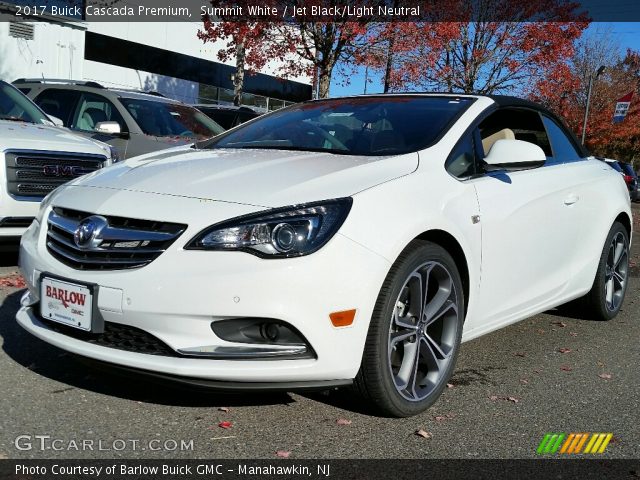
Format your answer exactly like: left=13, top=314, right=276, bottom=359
left=0, top=3, right=312, bottom=109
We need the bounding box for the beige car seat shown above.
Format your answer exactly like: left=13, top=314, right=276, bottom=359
left=482, top=128, right=515, bottom=154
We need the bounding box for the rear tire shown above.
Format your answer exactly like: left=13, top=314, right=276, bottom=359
left=583, top=221, right=629, bottom=321
left=355, top=240, right=464, bottom=417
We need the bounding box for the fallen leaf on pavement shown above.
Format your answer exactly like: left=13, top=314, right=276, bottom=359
left=598, top=373, right=612, bottom=380
left=558, top=347, right=572, bottom=354
left=536, top=329, right=545, bottom=334
left=0, top=274, right=26, bottom=288
left=489, top=395, right=520, bottom=403
left=569, top=332, right=578, bottom=337
left=446, top=383, right=454, bottom=388
left=276, top=450, right=291, bottom=458
left=218, top=421, right=233, bottom=429
left=434, top=413, right=455, bottom=421
left=336, top=418, right=352, bottom=426
left=560, top=365, right=572, bottom=371
left=415, top=429, right=432, bottom=439
left=218, top=407, right=230, bottom=413
left=520, top=379, right=529, bottom=384
left=514, top=352, right=527, bottom=357
left=551, top=321, right=567, bottom=328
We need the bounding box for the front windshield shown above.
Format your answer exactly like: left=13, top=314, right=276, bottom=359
left=204, top=96, right=474, bottom=156
left=0, top=82, right=49, bottom=124
left=120, top=98, right=224, bottom=139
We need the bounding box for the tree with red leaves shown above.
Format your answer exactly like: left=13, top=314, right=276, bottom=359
left=357, top=22, right=461, bottom=93
left=377, top=0, right=588, bottom=94
left=271, top=20, right=373, bottom=98
left=535, top=37, right=640, bottom=162
left=198, top=4, right=280, bottom=106
left=199, top=1, right=376, bottom=100
left=584, top=50, right=640, bottom=161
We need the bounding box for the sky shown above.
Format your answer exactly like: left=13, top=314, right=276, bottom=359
left=330, top=22, right=640, bottom=97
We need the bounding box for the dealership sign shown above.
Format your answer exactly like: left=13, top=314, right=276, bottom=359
left=613, top=92, right=633, bottom=123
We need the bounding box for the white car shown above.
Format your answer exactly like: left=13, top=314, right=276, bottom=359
left=0, top=80, right=117, bottom=240
left=17, top=94, right=631, bottom=417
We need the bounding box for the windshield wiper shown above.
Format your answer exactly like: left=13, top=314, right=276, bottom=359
left=0, top=116, right=35, bottom=124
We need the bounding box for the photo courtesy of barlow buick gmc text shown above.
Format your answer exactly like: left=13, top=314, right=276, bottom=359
left=0, top=1, right=639, bottom=479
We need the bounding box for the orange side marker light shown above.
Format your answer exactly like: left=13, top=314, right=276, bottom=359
left=330, top=309, right=356, bottom=327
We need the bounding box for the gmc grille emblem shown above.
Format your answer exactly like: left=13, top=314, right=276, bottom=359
left=43, top=165, right=83, bottom=177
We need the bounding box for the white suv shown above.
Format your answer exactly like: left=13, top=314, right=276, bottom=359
left=0, top=80, right=117, bottom=239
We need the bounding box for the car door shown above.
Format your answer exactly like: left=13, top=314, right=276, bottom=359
left=469, top=108, right=583, bottom=327
left=539, top=114, right=614, bottom=293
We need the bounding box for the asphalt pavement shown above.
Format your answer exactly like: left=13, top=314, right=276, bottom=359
left=0, top=206, right=638, bottom=460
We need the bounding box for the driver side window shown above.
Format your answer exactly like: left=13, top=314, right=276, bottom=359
left=72, top=93, right=127, bottom=134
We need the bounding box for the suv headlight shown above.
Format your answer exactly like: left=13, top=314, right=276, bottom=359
left=107, top=145, right=120, bottom=164
left=186, top=198, right=352, bottom=258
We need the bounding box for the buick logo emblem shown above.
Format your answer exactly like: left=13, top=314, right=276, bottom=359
left=73, top=215, right=108, bottom=249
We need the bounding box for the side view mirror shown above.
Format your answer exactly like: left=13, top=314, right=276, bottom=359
left=95, top=121, right=122, bottom=135
left=484, top=139, right=546, bottom=172
left=47, top=115, right=64, bottom=127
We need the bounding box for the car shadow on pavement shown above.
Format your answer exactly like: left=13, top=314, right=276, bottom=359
left=0, top=243, right=19, bottom=266
left=0, top=290, right=296, bottom=409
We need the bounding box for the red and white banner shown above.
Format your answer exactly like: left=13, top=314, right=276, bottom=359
left=613, top=91, right=633, bottom=123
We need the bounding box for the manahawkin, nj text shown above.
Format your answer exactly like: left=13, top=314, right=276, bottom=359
left=15, top=463, right=331, bottom=477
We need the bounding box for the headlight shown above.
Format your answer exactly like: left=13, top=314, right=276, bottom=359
left=186, top=198, right=352, bottom=258
left=107, top=145, right=120, bottom=164
left=35, top=188, right=60, bottom=224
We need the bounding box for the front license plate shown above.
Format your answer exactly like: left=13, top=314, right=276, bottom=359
left=40, top=276, right=93, bottom=331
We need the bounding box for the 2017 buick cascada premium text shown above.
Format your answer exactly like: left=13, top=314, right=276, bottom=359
left=17, top=94, right=631, bottom=417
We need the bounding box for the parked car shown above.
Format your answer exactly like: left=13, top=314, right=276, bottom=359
left=619, top=162, right=638, bottom=202
left=193, top=104, right=263, bottom=130
left=603, top=158, right=638, bottom=202
left=17, top=94, right=631, bottom=417
left=15, top=79, right=225, bottom=159
left=0, top=79, right=116, bottom=241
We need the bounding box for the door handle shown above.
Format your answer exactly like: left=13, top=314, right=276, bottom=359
left=564, top=194, right=579, bottom=206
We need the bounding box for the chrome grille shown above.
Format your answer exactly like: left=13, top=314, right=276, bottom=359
left=46, top=207, right=186, bottom=270
left=5, top=150, right=107, bottom=198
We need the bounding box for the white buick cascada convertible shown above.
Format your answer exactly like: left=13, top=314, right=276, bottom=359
left=17, top=94, right=631, bottom=417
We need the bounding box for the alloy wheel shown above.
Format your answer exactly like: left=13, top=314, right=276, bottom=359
left=604, top=231, right=628, bottom=312
left=388, top=261, right=460, bottom=402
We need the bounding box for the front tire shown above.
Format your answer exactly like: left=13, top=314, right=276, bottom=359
left=584, top=221, right=630, bottom=321
left=355, top=240, right=464, bottom=417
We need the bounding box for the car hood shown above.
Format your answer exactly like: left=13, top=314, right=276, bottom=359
left=72, top=147, right=418, bottom=207
left=0, top=120, right=108, bottom=155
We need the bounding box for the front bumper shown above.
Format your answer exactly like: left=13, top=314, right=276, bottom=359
left=17, top=218, right=391, bottom=384
left=0, top=202, right=37, bottom=238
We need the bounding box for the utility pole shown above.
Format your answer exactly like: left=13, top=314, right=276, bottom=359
left=581, top=65, right=606, bottom=145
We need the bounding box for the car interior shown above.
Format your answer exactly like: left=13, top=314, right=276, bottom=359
left=479, top=108, right=552, bottom=157
left=446, top=108, right=555, bottom=179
